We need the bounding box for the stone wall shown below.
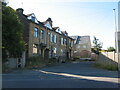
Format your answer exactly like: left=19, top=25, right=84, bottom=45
left=97, top=52, right=119, bottom=68
left=7, top=51, right=26, bottom=69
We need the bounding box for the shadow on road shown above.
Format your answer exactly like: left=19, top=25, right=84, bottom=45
left=2, top=61, right=119, bottom=88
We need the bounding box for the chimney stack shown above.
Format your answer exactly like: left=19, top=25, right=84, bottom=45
left=16, top=8, right=24, bottom=14
left=46, top=17, right=53, bottom=27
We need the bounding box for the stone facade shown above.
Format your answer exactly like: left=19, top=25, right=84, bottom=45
left=16, top=8, right=74, bottom=63
left=71, top=35, right=91, bottom=58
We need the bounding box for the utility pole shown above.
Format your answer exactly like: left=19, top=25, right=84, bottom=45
left=113, top=8, right=119, bottom=70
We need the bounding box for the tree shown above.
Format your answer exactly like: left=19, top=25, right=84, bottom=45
left=2, top=4, right=25, bottom=60
left=92, top=36, right=103, bottom=54
left=107, top=46, right=115, bottom=52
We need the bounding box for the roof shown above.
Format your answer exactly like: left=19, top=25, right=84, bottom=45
left=17, top=8, right=73, bottom=39
left=53, top=27, right=59, bottom=30
left=26, top=13, right=34, bottom=16
left=70, top=35, right=91, bottom=44
left=61, top=31, right=68, bottom=34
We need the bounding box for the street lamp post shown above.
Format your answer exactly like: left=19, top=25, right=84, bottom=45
left=113, top=9, right=119, bottom=70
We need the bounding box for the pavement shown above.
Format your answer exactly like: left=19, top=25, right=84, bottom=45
left=2, top=61, right=119, bottom=88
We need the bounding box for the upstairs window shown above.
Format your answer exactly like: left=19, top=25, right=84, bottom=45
left=31, top=16, right=35, bottom=22
left=69, top=39, right=71, bottom=46
left=69, top=39, right=73, bottom=47
left=48, top=32, right=51, bottom=42
left=54, top=35, right=57, bottom=43
left=34, top=28, right=38, bottom=38
left=59, top=37, right=61, bottom=45
left=63, top=39, right=67, bottom=45
left=61, top=38, right=63, bottom=45
left=50, top=33, right=53, bottom=42
left=40, top=30, right=44, bottom=39
left=71, top=41, right=73, bottom=47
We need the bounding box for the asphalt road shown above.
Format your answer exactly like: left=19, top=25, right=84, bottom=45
left=2, top=61, right=119, bottom=88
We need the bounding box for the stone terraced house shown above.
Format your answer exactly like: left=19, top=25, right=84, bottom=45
left=16, top=8, right=74, bottom=63
left=71, top=35, right=91, bottom=59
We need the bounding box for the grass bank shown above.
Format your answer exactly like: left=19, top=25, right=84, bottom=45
left=26, top=56, right=62, bottom=69
left=93, top=62, right=118, bottom=71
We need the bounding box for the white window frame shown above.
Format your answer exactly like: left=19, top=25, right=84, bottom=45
left=61, top=38, right=63, bottom=45
left=50, top=33, right=53, bottom=42
left=34, top=28, right=38, bottom=38
left=40, top=30, right=44, bottom=39
left=33, top=44, right=38, bottom=54
left=54, top=35, right=57, bottom=43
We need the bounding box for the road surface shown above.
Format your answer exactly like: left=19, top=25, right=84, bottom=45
left=2, top=61, right=119, bottom=88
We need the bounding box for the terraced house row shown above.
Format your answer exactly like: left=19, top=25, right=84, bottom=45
left=16, top=8, right=74, bottom=63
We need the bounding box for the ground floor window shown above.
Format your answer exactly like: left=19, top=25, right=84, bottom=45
left=53, top=47, right=57, bottom=54
left=33, top=44, right=38, bottom=54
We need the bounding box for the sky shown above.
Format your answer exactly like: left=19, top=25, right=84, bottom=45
left=7, top=0, right=119, bottom=49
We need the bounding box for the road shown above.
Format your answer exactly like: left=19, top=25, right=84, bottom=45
left=2, top=61, right=119, bottom=88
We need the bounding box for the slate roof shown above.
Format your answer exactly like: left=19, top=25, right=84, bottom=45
left=26, top=13, right=33, bottom=16
left=53, top=27, right=59, bottom=30
left=70, top=35, right=90, bottom=44
left=17, top=8, right=74, bottom=40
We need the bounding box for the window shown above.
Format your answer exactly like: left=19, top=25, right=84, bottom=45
left=71, top=41, right=73, bottom=47
left=59, top=37, right=61, bottom=44
left=61, top=38, right=63, bottom=45
left=54, top=35, right=57, bottom=43
left=56, top=28, right=62, bottom=34
left=83, top=45, right=86, bottom=48
left=33, top=44, right=38, bottom=54
left=50, top=33, right=53, bottom=42
left=64, top=39, right=67, bottom=45
left=40, top=30, right=44, bottom=39
left=69, top=39, right=71, bottom=46
left=31, top=16, right=35, bottom=22
left=53, top=47, right=57, bottom=54
left=34, top=28, right=38, bottom=38
left=34, top=28, right=38, bottom=37
left=69, top=40, right=73, bottom=47
left=61, top=49, right=63, bottom=55
left=48, top=32, right=51, bottom=42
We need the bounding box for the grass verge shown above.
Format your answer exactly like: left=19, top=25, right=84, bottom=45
left=93, top=62, right=118, bottom=71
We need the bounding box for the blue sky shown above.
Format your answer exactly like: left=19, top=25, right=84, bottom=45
left=8, top=0, right=119, bottom=49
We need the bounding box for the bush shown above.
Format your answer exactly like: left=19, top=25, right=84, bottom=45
left=49, top=58, right=56, bottom=63
left=2, top=63, right=9, bottom=73
left=26, top=56, right=46, bottom=68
